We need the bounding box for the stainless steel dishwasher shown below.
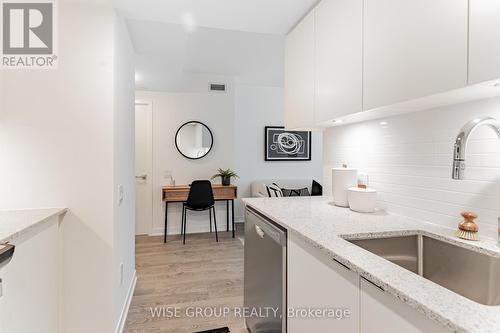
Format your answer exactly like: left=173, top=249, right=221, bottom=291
left=244, top=207, right=287, bottom=333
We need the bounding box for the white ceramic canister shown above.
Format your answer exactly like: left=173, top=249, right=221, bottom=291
left=332, top=167, right=358, bottom=207
left=347, top=187, right=377, bottom=213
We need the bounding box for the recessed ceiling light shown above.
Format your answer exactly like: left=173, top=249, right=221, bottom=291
left=332, top=119, right=343, bottom=124
left=379, top=121, right=389, bottom=126
left=181, top=12, right=197, bottom=33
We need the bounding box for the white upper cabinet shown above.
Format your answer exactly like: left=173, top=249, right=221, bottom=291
left=469, top=0, right=500, bottom=84
left=363, top=0, right=468, bottom=110
left=284, top=10, right=315, bottom=129
left=284, top=0, right=480, bottom=128
left=315, top=0, right=363, bottom=124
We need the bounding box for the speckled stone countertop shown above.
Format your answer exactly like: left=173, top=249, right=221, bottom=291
left=242, top=196, right=500, bottom=333
left=0, top=208, right=67, bottom=243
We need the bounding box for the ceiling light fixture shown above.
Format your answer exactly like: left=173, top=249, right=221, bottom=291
left=380, top=121, right=389, bottom=126
left=332, top=119, right=343, bottom=124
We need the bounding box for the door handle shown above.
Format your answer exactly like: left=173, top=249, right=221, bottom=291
left=255, top=225, right=265, bottom=239
left=136, top=174, right=147, bottom=180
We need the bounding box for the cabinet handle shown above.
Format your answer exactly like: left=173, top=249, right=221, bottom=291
left=333, top=258, right=351, bottom=271
left=362, top=276, right=384, bottom=291
left=0, top=243, right=15, bottom=266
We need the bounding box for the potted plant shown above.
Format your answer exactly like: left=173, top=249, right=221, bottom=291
left=211, top=168, right=239, bottom=186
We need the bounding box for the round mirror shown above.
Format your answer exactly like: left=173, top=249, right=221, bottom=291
left=175, top=121, right=214, bottom=159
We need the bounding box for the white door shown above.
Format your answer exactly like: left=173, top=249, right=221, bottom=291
left=135, top=101, right=153, bottom=235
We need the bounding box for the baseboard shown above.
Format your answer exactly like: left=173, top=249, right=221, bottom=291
left=115, top=270, right=137, bottom=333
left=149, top=219, right=245, bottom=236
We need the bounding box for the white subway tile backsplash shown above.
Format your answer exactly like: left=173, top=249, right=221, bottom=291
left=372, top=182, right=500, bottom=210
left=323, top=96, right=500, bottom=239
left=371, top=173, right=500, bottom=196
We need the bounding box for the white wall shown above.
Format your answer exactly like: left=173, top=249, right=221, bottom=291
left=323, top=96, right=500, bottom=239
left=112, top=13, right=136, bottom=331
left=132, top=22, right=321, bottom=235
left=0, top=3, right=134, bottom=332
left=234, top=84, right=323, bottom=218
left=136, top=83, right=323, bottom=235
left=136, top=87, right=236, bottom=235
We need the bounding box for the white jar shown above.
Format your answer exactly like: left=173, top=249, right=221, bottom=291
left=347, top=187, right=377, bottom=213
left=332, top=168, right=358, bottom=207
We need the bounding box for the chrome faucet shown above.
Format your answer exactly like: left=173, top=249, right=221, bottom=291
left=452, top=117, right=500, bottom=244
left=452, top=117, right=500, bottom=180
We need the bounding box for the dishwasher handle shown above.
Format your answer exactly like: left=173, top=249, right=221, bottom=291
left=255, top=225, right=265, bottom=238
left=247, top=209, right=286, bottom=246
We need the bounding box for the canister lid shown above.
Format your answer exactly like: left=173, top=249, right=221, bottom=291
left=332, top=168, right=357, bottom=171
left=348, top=187, right=377, bottom=193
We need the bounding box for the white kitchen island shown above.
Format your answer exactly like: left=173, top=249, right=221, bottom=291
left=0, top=208, right=67, bottom=333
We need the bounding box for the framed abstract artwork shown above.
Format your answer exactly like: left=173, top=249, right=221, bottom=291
left=264, top=126, right=311, bottom=161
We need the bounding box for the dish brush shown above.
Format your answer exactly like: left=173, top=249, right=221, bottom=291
left=455, top=212, right=479, bottom=241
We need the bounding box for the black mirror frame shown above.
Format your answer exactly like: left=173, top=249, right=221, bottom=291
left=175, top=121, right=214, bottom=160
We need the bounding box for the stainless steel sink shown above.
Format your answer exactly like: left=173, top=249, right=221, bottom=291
left=347, top=235, right=500, bottom=306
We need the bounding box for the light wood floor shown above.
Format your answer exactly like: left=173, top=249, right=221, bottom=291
left=124, top=225, right=247, bottom=333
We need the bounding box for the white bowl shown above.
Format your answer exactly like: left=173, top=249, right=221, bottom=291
left=347, top=187, right=377, bottom=213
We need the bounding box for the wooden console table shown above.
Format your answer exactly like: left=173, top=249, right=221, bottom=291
left=162, top=184, right=238, bottom=243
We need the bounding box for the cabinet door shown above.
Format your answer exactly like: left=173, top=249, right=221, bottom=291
left=284, top=10, right=315, bottom=129
left=315, top=0, right=363, bottom=124
left=469, top=0, right=500, bottom=84
left=360, top=278, right=448, bottom=333
left=288, top=233, right=359, bottom=332
left=0, top=222, right=60, bottom=333
left=363, top=0, right=468, bottom=110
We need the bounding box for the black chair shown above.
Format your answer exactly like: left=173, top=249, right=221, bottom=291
left=182, top=180, right=218, bottom=244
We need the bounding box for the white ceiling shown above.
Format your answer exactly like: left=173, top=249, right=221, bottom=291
left=129, top=19, right=285, bottom=91
left=118, top=0, right=317, bottom=91
left=115, top=0, right=318, bottom=35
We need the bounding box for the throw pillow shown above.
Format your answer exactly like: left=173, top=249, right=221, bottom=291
left=311, top=180, right=323, bottom=196
left=281, top=187, right=311, bottom=197
left=266, top=183, right=283, bottom=197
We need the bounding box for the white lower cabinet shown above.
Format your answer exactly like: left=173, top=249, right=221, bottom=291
left=360, top=278, right=449, bottom=333
left=0, top=221, right=60, bottom=333
left=287, top=233, right=450, bottom=332
left=287, top=233, right=360, bottom=332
